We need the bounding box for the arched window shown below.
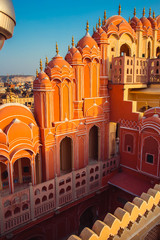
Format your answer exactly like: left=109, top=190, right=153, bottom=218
left=89, top=126, right=99, bottom=162
left=60, top=137, right=72, bottom=173
left=120, top=44, right=131, bottom=56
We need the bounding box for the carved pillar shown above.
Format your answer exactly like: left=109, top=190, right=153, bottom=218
left=31, top=156, right=36, bottom=185
left=18, top=158, right=23, bottom=184
left=8, top=162, right=14, bottom=194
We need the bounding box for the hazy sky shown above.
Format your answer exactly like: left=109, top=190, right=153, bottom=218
left=0, top=0, right=160, bottom=75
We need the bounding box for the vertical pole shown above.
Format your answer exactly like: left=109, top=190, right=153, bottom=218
left=8, top=162, right=14, bottom=194
left=18, top=159, right=23, bottom=184
left=29, top=182, right=34, bottom=220
left=72, top=170, right=76, bottom=200
left=31, top=156, right=36, bottom=186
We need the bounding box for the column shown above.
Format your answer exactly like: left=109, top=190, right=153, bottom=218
left=8, top=162, right=14, bottom=194
left=18, top=159, right=23, bottom=184
left=31, top=156, right=36, bottom=186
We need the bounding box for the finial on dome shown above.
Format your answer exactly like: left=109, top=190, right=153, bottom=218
left=40, top=59, right=43, bottom=72
left=143, top=7, right=145, bottom=17
left=102, top=20, right=105, bottom=26
left=45, top=57, right=48, bottom=67
left=96, top=23, right=98, bottom=30
left=68, top=45, right=70, bottom=51
left=118, top=4, right=121, bottom=15
left=36, top=69, right=38, bottom=77
left=56, top=42, right=59, bottom=55
left=134, top=8, right=136, bottom=16
left=104, top=10, right=107, bottom=21
left=98, top=17, right=101, bottom=27
left=128, top=17, right=131, bottom=24
left=149, top=7, right=151, bottom=17
left=93, top=26, right=95, bottom=33
left=153, top=11, right=155, bottom=19
left=72, top=36, right=74, bottom=47
left=86, top=21, right=89, bottom=33
left=145, top=101, right=148, bottom=110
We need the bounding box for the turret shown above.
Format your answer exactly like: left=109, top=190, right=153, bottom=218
left=33, top=59, right=54, bottom=128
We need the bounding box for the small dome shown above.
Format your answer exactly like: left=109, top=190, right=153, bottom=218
left=140, top=16, right=153, bottom=36
left=65, top=47, right=82, bottom=64
left=47, top=55, right=71, bottom=69
left=45, top=53, right=73, bottom=81
left=156, top=15, right=160, bottom=27
left=77, top=32, right=99, bottom=50
left=0, top=103, right=36, bottom=130
left=130, top=16, right=143, bottom=31
left=92, top=27, right=108, bottom=43
left=148, top=16, right=157, bottom=29
left=103, top=15, right=136, bottom=39
left=140, top=16, right=152, bottom=28
left=33, top=71, right=52, bottom=90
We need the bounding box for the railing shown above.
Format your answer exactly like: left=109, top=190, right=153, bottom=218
left=33, top=179, right=55, bottom=218
left=111, top=55, right=148, bottom=84
left=0, top=157, right=119, bottom=236
left=148, top=59, right=160, bottom=83
left=2, top=188, right=30, bottom=233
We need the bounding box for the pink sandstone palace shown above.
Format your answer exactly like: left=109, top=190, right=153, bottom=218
left=1, top=2, right=160, bottom=239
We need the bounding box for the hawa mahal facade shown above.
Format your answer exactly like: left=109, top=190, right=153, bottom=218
left=1, top=5, right=160, bottom=240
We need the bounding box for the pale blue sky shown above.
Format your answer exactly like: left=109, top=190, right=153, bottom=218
left=0, top=0, right=160, bottom=75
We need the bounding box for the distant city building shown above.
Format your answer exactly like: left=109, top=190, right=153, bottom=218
left=1, top=5, right=160, bottom=240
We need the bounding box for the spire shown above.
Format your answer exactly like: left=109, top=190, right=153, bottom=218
left=153, top=11, right=155, bottom=19
left=102, top=20, right=105, bottom=26
left=86, top=21, right=89, bottom=33
left=104, top=10, right=107, bottom=21
left=96, top=23, right=98, bottom=30
left=118, top=4, right=121, bottom=15
left=98, top=17, right=101, bottom=27
left=143, top=7, right=145, bottom=17
left=56, top=42, right=59, bottom=56
left=36, top=69, right=38, bottom=77
left=128, top=16, right=131, bottom=24
left=149, top=7, right=151, bottom=17
left=93, top=26, right=95, bottom=33
left=40, top=59, right=43, bottom=72
left=72, top=36, right=75, bottom=47
left=68, top=45, right=70, bottom=51
left=45, top=57, right=48, bottom=67
left=134, top=7, right=136, bottom=16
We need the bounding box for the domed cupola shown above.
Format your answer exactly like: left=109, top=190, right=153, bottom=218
left=65, top=36, right=82, bottom=65
left=147, top=8, right=157, bottom=29
left=77, top=21, right=100, bottom=59
left=130, top=8, right=143, bottom=31
left=45, top=43, right=73, bottom=81
left=140, top=8, right=153, bottom=37
left=92, top=17, right=108, bottom=44
left=103, top=5, right=136, bottom=41
left=156, top=14, right=160, bottom=41
left=33, top=59, right=52, bottom=90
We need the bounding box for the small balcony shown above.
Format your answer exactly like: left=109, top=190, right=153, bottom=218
left=0, top=156, right=119, bottom=236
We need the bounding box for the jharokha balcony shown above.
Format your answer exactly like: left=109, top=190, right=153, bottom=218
left=111, top=54, right=160, bottom=84
left=0, top=156, right=119, bottom=236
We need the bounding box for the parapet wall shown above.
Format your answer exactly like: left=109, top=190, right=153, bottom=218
left=68, top=184, right=160, bottom=240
